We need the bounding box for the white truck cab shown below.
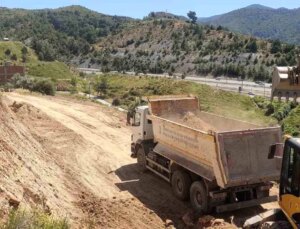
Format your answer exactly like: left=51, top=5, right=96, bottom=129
left=129, top=106, right=153, bottom=157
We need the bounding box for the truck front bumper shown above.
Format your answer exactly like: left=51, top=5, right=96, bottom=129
left=216, top=195, right=278, bottom=213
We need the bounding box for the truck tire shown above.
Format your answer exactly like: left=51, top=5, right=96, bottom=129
left=190, top=181, right=209, bottom=214
left=137, top=147, right=147, bottom=172
left=171, top=170, right=192, bottom=200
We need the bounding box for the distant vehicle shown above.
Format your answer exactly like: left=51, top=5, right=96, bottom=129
left=3, top=38, right=9, bottom=41
left=248, top=92, right=255, bottom=96
left=255, top=81, right=265, bottom=86
left=216, top=77, right=222, bottom=81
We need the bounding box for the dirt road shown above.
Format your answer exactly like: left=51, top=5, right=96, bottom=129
left=4, top=93, right=191, bottom=228
left=1, top=92, right=278, bottom=228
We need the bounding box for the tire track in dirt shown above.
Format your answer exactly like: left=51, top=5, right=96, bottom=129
left=5, top=93, right=190, bottom=228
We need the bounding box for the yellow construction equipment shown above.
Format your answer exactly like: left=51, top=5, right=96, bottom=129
left=269, top=136, right=300, bottom=228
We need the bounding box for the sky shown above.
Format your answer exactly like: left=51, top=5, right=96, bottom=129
left=0, top=0, right=299, bottom=18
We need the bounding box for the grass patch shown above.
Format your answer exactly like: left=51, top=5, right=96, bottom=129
left=28, top=62, right=73, bottom=80
left=0, top=41, right=74, bottom=80
left=1, top=209, right=69, bottom=229
left=88, top=74, right=276, bottom=126
left=283, top=106, right=300, bottom=136
left=0, top=41, right=37, bottom=63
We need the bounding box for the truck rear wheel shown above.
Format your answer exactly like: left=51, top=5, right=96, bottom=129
left=171, top=170, right=191, bottom=200
left=137, top=147, right=147, bottom=172
left=190, top=181, right=209, bottom=214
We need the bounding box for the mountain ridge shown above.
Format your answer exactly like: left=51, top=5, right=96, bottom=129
left=198, top=4, right=300, bottom=44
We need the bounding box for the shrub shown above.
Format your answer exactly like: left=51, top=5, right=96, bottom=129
left=2, top=208, right=69, bottom=229
left=10, top=74, right=56, bottom=95
left=56, top=80, right=72, bottom=91
left=3, top=83, right=14, bottom=92
left=32, top=79, right=56, bottom=96
left=112, top=98, right=121, bottom=106
left=95, top=77, right=108, bottom=96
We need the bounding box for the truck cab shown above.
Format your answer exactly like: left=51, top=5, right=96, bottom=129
left=278, top=137, right=300, bottom=228
left=129, top=106, right=153, bottom=157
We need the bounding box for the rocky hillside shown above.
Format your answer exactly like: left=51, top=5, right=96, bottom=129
left=198, top=4, right=300, bottom=45
left=1, top=5, right=300, bottom=82
left=81, top=19, right=299, bottom=81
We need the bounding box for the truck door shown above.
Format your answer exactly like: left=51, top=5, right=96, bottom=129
left=131, top=110, right=143, bottom=143
left=131, top=107, right=153, bottom=143
left=279, top=139, right=300, bottom=228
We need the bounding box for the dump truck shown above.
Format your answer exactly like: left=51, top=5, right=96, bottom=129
left=129, top=95, right=282, bottom=213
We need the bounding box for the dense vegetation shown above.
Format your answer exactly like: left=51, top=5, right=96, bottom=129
left=90, top=20, right=299, bottom=82
left=0, top=5, right=299, bottom=82
left=253, top=96, right=299, bottom=135
left=199, top=4, right=300, bottom=45
left=0, top=6, right=133, bottom=62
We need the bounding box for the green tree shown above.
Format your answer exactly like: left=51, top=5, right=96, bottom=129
left=245, top=40, right=258, bottom=53
left=11, top=54, right=17, bottom=61
left=95, top=77, right=108, bottom=96
left=187, top=11, right=197, bottom=24
left=271, top=40, right=282, bottom=54
left=21, top=46, right=28, bottom=55
left=5, top=49, right=11, bottom=56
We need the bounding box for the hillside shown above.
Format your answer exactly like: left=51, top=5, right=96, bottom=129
left=0, top=6, right=134, bottom=62
left=0, top=5, right=299, bottom=82
left=198, top=4, right=300, bottom=45
left=81, top=19, right=299, bottom=81
left=0, top=41, right=73, bottom=80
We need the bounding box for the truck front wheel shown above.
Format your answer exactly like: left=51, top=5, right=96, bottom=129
left=137, top=147, right=147, bottom=172
left=190, top=181, right=209, bottom=214
left=171, top=170, right=192, bottom=200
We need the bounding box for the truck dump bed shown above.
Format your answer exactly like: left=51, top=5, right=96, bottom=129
left=148, top=95, right=281, bottom=188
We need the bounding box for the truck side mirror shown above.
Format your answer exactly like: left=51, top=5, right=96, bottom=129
left=268, top=143, right=284, bottom=159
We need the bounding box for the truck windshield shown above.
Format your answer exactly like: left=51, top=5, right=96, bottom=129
left=281, top=143, right=300, bottom=197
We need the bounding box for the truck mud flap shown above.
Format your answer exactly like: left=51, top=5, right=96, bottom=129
left=216, top=195, right=278, bottom=213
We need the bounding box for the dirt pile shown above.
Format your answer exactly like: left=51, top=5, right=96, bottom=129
left=0, top=97, right=71, bottom=221
left=162, top=111, right=217, bottom=132
left=1, top=94, right=172, bottom=228
left=76, top=191, right=163, bottom=229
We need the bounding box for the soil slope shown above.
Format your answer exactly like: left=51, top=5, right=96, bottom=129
left=1, top=93, right=189, bottom=228
left=0, top=92, right=277, bottom=228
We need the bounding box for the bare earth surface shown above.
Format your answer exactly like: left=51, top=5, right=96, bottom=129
left=0, top=92, right=278, bottom=228
left=161, top=112, right=217, bottom=132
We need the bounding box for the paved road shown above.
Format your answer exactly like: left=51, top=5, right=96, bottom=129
left=186, top=76, right=271, bottom=97
left=77, top=68, right=271, bottom=97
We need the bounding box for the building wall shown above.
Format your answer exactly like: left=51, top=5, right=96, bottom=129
left=0, top=66, right=25, bottom=83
